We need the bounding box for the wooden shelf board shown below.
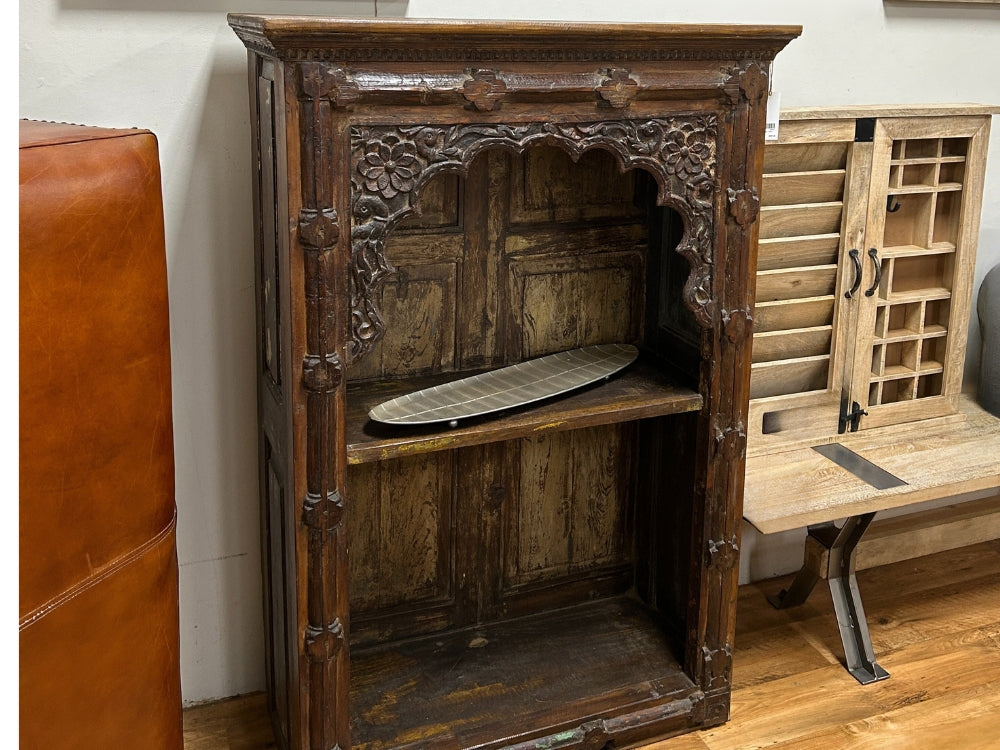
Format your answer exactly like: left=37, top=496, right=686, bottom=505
left=762, top=168, right=846, bottom=177
left=887, top=182, right=963, bottom=195
left=350, top=596, right=697, bottom=750
left=751, top=353, right=831, bottom=371
left=757, top=232, right=840, bottom=246
left=754, top=295, right=835, bottom=311
left=754, top=324, right=833, bottom=339
left=874, top=364, right=918, bottom=381
left=880, top=287, right=952, bottom=305
left=881, top=243, right=956, bottom=259
left=891, top=156, right=967, bottom=165
left=871, top=362, right=942, bottom=381
left=878, top=326, right=947, bottom=343
left=345, top=361, right=701, bottom=464
left=756, top=263, right=838, bottom=278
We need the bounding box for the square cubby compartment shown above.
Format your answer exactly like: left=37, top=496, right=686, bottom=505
left=888, top=164, right=902, bottom=190
left=919, top=336, right=947, bottom=373
left=883, top=193, right=932, bottom=248
left=932, top=191, right=962, bottom=247
left=923, top=298, right=951, bottom=334
left=879, top=340, right=918, bottom=378
left=937, top=161, right=966, bottom=188
left=880, top=377, right=917, bottom=404
left=942, top=138, right=969, bottom=158
left=917, top=372, right=944, bottom=399
left=890, top=254, right=953, bottom=295
left=901, top=138, right=940, bottom=159
left=900, top=161, right=938, bottom=188
left=880, top=302, right=922, bottom=339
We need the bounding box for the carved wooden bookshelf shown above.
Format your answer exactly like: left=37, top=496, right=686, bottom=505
left=229, top=16, right=798, bottom=750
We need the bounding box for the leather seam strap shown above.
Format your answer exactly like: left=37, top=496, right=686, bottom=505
left=19, top=509, right=178, bottom=632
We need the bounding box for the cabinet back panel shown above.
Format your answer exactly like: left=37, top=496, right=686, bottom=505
left=503, top=425, right=633, bottom=589
left=347, top=454, right=455, bottom=614
left=348, top=146, right=647, bottom=382
left=346, top=146, right=653, bottom=644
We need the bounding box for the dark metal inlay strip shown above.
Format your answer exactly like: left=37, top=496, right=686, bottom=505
left=811, top=443, right=908, bottom=490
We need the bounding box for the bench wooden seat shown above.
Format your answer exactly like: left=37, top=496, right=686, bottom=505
left=743, top=395, right=1000, bottom=684
left=745, top=395, right=1000, bottom=534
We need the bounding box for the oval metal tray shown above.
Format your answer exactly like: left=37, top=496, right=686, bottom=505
left=368, top=343, right=639, bottom=427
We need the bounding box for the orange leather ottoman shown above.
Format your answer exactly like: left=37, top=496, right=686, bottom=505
left=19, top=120, right=183, bottom=749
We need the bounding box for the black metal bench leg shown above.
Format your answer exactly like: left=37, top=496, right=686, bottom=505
left=766, top=513, right=890, bottom=684
left=826, top=512, right=890, bottom=684
left=767, top=558, right=821, bottom=609
left=767, top=519, right=840, bottom=609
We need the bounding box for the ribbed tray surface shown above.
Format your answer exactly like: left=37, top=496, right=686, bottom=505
left=368, top=344, right=639, bottom=426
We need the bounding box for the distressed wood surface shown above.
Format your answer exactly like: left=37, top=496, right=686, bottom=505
left=744, top=395, right=1000, bottom=534
left=232, top=16, right=797, bottom=750
left=779, top=103, right=999, bottom=120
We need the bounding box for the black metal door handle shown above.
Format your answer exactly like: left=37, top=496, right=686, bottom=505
left=864, top=247, right=881, bottom=298
left=845, top=248, right=862, bottom=299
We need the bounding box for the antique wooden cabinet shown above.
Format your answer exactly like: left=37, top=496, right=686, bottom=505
left=229, top=16, right=798, bottom=750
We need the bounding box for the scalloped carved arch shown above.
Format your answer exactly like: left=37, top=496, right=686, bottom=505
left=348, top=116, right=718, bottom=363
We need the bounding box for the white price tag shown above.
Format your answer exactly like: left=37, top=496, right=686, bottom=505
left=765, top=91, right=781, bottom=142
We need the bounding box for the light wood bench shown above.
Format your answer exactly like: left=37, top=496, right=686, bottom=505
left=743, top=395, right=1000, bottom=684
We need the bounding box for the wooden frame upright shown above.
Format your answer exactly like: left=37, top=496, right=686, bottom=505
left=230, top=16, right=798, bottom=750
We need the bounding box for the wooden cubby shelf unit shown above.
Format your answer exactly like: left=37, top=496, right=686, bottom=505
left=748, top=104, right=994, bottom=450
left=229, top=15, right=799, bottom=750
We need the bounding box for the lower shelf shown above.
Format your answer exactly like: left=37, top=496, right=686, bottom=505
left=350, top=596, right=699, bottom=749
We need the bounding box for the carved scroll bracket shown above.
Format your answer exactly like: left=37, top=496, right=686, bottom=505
left=304, top=619, right=345, bottom=663
left=462, top=69, right=508, bottom=111
left=596, top=68, right=639, bottom=108
left=348, top=115, right=719, bottom=361
left=701, top=643, right=733, bottom=691
left=302, top=352, right=344, bottom=393
left=727, top=186, right=759, bottom=229
left=299, top=63, right=360, bottom=108
left=713, top=420, right=747, bottom=461
left=724, top=60, right=768, bottom=105
left=298, top=208, right=341, bottom=251
left=302, top=489, right=345, bottom=532
left=707, top=535, right=740, bottom=571
left=722, top=306, right=753, bottom=343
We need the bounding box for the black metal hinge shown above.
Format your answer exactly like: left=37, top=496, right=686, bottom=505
left=855, top=117, right=876, bottom=143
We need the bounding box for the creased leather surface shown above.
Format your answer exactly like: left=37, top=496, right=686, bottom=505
left=19, top=120, right=182, bottom=749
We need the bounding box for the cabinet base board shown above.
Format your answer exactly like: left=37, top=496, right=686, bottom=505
left=350, top=595, right=697, bottom=749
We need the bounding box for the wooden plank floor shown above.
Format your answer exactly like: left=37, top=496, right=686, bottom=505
left=184, top=540, right=1000, bottom=750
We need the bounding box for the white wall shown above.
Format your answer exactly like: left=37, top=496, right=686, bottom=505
left=19, top=0, right=1000, bottom=705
